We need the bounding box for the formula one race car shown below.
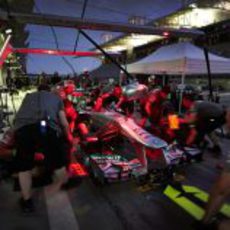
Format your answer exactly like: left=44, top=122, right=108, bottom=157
left=77, top=109, right=192, bottom=186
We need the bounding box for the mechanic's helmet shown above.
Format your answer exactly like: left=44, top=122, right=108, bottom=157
left=64, top=80, right=76, bottom=95
left=122, top=82, right=148, bottom=101
left=113, top=85, right=122, bottom=97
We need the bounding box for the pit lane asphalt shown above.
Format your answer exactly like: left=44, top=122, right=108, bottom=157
left=0, top=137, right=229, bottom=230
left=0, top=94, right=230, bottom=230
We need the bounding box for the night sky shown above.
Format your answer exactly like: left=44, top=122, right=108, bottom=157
left=26, top=0, right=186, bottom=75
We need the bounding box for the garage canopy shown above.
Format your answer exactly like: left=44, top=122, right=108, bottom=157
left=126, top=42, right=230, bottom=75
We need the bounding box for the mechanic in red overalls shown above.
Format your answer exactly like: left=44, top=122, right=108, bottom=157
left=139, top=86, right=170, bottom=133
left=93, top=85, right=122, bottom=112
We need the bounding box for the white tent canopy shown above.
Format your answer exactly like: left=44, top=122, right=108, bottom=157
left=126, top=42, right=230, bottom=75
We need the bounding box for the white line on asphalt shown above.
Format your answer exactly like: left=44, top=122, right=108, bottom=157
left=44, top=188, right=80, bottom=230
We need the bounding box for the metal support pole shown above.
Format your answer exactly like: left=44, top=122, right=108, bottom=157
left=179, top=73, right=185, bottom=114
left=203, top=47, right=213, bottom=101
left=79, top=29, right=134, bottom=81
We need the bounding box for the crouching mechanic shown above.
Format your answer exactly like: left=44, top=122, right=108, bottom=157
left=13, top=84, right=73, bottom=213
left=182, top=97, right=226, bottom=155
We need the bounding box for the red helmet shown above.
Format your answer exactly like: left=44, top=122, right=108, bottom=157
left=113, top=86, right=122, bottom=97
left=64, top=81, right=76, bottom=95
